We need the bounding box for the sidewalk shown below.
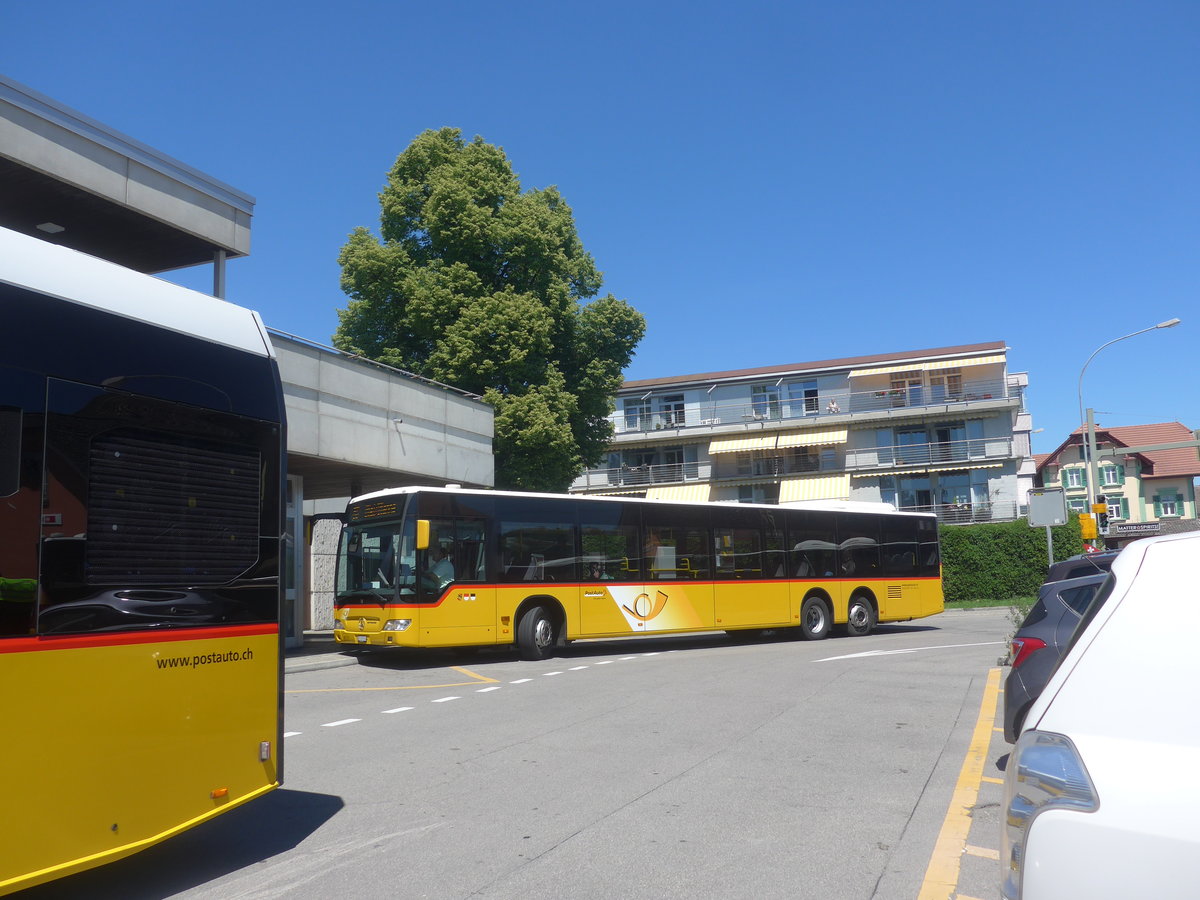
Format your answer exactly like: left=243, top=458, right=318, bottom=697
left=284, top=631, right=360, bottom=674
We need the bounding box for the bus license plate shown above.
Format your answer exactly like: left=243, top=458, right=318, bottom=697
left=356, top=635, right=367, bottom=643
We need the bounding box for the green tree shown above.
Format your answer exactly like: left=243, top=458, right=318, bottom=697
left=334, top=128, right=645, bottom=491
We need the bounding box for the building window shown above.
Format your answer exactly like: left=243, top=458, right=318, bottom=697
left=623, top=398, right=650, bottom=431
left=889, top=371, right=923, bottom=407
left=658, top=394, right=685, bottom=427
left=1068, top=499, right=1087, bottom=513
left=929, top=368, right=962, bottom=402
left=1065, top=468, right=1083, bottom=488
left=1106, top=501, right=1123, bottom=520
left=738, top=484, right=780, bottom=504
left=1101, top=465, right=1122, bottom=486
left=1160, top=495, right=1179, bottom=517
left=787, top=380, right=819, bottom=416
left=751, top=385, right=781, bottom=419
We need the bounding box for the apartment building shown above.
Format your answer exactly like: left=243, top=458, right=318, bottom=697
left=570, top=340, right=1033, bottom=524
left=1035, top=422, right=1200, bottom=543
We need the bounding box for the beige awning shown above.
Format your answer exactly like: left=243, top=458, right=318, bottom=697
left=646, top=483, right=712, bottom=502
left=926, top=461, right=1005, bottom=473
left=709, top=434, right=777, bottom=454
left=851, top=461, right=1006, bottom=478
left=776, top=428, right=848, bottom=449
left=847, top=354, right=1007, bottom=378
left=778, top=474, right=850, bottom=503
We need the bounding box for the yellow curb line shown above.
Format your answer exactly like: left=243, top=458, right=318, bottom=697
left=917, top=667, right=1002, bottom=900
left=287, top=665, right=500, bottom=693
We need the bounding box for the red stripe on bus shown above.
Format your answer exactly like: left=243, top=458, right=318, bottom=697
left=0, top=623, right=279, bottom=654
left=332, top=575, right=941, bottom=612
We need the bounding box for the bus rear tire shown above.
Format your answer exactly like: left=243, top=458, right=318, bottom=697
left=799, top=596, right=831, bottom=641
left=517, top=604, right=556, bottom=660
left=844, top=594, right=876, bottom=637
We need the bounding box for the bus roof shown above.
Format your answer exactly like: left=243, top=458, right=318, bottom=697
left=348, top=485, right=937, bottom=519
left=0, top=225, right=274, bottom=358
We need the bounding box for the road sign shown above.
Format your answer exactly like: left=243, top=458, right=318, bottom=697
left=1028, top=487, right=1067, bottom=527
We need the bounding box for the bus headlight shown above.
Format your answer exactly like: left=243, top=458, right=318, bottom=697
left=382, top=619, right=412, bottom=632
left=1002, top=731, right=1099, bottom=899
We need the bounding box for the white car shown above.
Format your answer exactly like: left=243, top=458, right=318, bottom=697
left=1002, top=531, right=1200, bottom=900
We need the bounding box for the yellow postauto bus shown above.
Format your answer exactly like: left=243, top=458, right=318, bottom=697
left=334, top=486, right=943, bottom=659
left=0, top=228, right=285, bottom=895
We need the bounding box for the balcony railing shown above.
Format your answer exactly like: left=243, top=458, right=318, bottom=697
left=900, top=500, right=1020, bottom=524
left=612, top=377, right=1012, bottom=435
left=845, top=437, right=1014, bottom=470
left=570, top=461, right=713, bottom=491
left=711, top=454, right=830, bottom=480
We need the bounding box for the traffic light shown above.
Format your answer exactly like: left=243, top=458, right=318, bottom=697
left=1093, top=496, right=1109, bottom=536
left=1079, top=513, right=1097, bottom=540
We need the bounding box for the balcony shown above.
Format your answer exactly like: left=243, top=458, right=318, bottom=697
left=612, top=377, right=1012, bottom=435
left=900, top=499, right=1020, bottom=525
left=845, top=437, right=1015, bottom=471
left=570, top=461, right=713, bottom=492
left=711, top=453, right=831, bottom=481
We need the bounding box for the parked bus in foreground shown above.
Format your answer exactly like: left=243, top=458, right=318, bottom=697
left=0, top=227, right=286, bottom=895
left=334, top=486, right=943, bottom=659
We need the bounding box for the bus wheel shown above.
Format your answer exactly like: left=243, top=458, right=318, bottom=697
left=845, top=594, right=877, bottom=637
left=799, top=597, right=831, bottom=640
left=517, top=605, right=556, bottom=660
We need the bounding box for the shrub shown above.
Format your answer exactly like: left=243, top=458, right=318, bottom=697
left=940, top=517, right=1084, bottom=602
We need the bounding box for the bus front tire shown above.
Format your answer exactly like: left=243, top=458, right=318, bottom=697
left=844, top=594, right=877, bottom=637
left=517, top=605, right=556, bottom=660
left=799, top=597, right=831, bottom=641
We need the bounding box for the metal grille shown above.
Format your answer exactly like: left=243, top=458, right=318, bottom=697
left=87, top=432, right=260, bottom=583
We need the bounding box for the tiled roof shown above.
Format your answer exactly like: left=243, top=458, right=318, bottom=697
left=620, top=340, right=1007, bottom=391
left=1038, top=422, right=1200, bottom=478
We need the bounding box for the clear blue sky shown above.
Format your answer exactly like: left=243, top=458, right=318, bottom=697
left=5, top=1, right=1196, bottom=455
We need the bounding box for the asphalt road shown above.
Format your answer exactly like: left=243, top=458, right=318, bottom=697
left=21, top=609, right=1014, bottom=900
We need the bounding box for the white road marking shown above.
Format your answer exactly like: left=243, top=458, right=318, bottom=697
left=511, top=678, right=532, bottom=683
left=284, top=731, right=302, bottom=738
left=382, top=706, right=414, bottom=714
left=542, top=671, right=563, bottom=676
left=321, top=718, right=361, bottom=728
left=569, top=666, right=589, bottom=671
left=477, top=686, right=502, bottom=692
left=595, top=660, right=613, bottom=665
left=816, top=641, right=1004, bottom=662
left=432, top=696, right=461, bottom=703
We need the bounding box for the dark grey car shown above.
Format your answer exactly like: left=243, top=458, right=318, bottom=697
left=1044, top=550, right=1118, bottom=583
left=1002, top=572, right=1109, bottom=742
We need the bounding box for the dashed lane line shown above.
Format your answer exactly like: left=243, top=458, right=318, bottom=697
left=288, top=652, right=661, bottom=736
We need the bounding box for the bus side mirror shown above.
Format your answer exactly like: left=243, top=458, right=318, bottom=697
left=416, top=519, right=430, bottom=550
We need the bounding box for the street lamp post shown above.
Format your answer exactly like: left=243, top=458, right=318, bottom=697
left=1076, top=318, right=1182, bottom=540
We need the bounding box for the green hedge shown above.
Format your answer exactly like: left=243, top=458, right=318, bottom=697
left=939, top=517, right=1085, bottom=602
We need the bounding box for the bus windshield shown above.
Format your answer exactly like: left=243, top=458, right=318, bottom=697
left=337, top=517, right=417, bottom=602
